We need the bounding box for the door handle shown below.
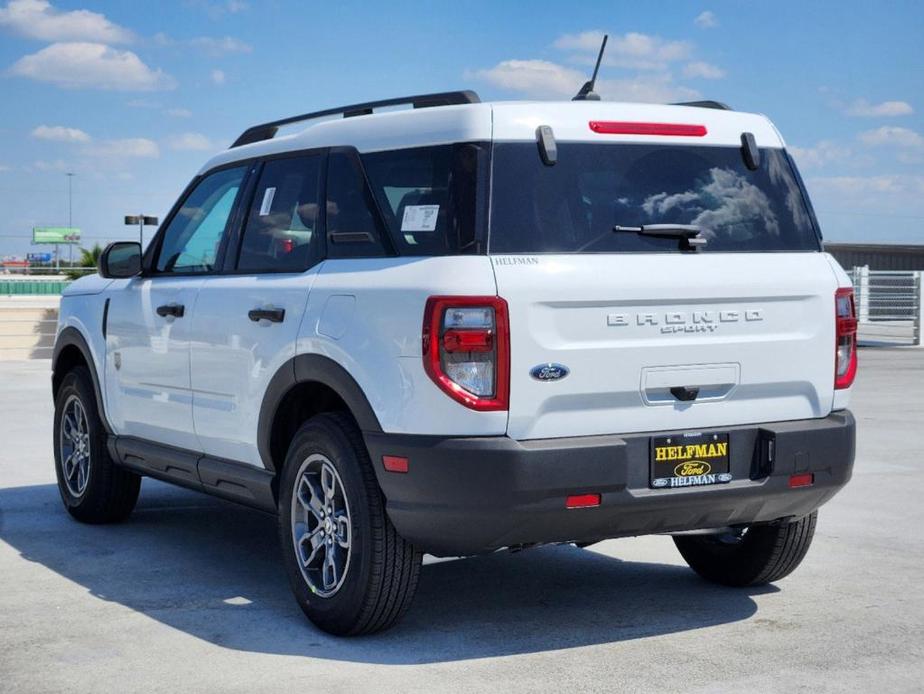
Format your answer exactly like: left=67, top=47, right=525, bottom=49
left=156, top=304, right=185, bottom=318
left=670, top=386, right=700, bottom=402
left=248, top=307, right=285, bottom=323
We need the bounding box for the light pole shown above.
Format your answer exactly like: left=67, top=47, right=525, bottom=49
left=66, top=172, right=75, bottom=269
left=124, top=215, right=159, bottom=249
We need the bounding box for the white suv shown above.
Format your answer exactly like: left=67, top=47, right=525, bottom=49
left=51, top=90, right=857, bottom=635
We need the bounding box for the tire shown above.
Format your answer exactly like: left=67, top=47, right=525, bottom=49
left=53, top=365, right=140, bottom=523
left=278, top=412, right=422, bottom=636
left=673, top=512, right=818, bottom=587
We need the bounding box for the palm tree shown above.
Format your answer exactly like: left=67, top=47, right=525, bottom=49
left=64, top=245, right=103, bottom=281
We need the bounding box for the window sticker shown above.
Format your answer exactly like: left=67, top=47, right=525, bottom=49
left=401, top=204, right=439, bottom=232
left=258, top=187, right=276, bottom=216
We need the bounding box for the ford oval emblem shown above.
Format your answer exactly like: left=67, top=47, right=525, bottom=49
left=530, top=363, right=570, bottom=382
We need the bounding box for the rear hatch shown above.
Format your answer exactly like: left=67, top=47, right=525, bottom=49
left=488, top=139, right=840, bottom=440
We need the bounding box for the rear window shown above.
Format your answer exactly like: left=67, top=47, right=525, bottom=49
left=489, top=143, right=820, bottom=254
left=361, top=143, right=488, bottom=255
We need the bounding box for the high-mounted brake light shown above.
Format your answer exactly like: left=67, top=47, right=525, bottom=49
left=589, top=121, right=707, bottom=137
left=423, top=296, right=510, bottom=411
left=835, top=287, right=858, bottom=390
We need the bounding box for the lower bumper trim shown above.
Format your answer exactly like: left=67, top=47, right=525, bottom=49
left=364, top=411, right=855, bottom=556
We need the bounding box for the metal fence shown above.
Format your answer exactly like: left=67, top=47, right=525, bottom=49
left=0, top=268, right=98, bottom=296
left=848, top=266, right=923, bottom=347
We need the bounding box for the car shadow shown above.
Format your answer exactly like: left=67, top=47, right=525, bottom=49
left=0, top=481, right=775, bottom=664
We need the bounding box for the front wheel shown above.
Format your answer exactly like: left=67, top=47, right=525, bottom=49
left=278, top=413, right=422, bottom=635
left=673, top=512, right=817, bottom=587
left=53, top=366, right=140, bottom=523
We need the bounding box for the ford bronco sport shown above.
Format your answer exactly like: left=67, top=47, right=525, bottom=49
left=51, top=88, right=857, bottom=635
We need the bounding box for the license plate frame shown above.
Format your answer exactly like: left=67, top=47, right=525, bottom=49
left=650, top=431, right=732, bottom=489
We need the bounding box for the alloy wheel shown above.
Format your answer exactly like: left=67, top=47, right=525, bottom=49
left=290, top=453, right=353, bottom=598
left=60, top=394, right=91, bottom=497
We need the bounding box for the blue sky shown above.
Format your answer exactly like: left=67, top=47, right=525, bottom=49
left=1, top=0, right=922, bottom=258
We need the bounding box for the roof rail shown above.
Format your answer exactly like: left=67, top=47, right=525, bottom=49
left=671, top=100, right=732, bottom=111
left=229, top=90, right=481, bottom=149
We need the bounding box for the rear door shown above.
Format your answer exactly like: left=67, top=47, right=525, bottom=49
left=488, top=142, right=840, bottom=440
left=189, top=153, right=324, bottom=466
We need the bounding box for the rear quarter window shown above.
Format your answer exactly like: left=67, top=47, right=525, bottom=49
left=361, top=143, right=488, bottom=255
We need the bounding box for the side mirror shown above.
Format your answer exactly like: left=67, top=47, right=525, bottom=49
left=98, top=242, right=142, bottom=278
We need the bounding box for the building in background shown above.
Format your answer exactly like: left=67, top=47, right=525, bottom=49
left=825, top=244, right=924, bottom=271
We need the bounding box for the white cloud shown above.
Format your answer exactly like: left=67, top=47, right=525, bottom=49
left=0, top=163, right=11, bottom=172
left=166, top=107, right=192, bottom=118
left=469, top=59, right=698, bottom=103
left=599, top=74, right=698, bottom=103
left=31, top=124, right=91, bottom=143
left=695, top=11, right=718, bottom=29
left=556, top=30, right=693, bottom=71
left=197, top=0, right=248, bottom=18
left=189, top=35, right=252, bottom=56
left=210, top=68, right=226, bottom=85
left=807, top=175, right=924, bottom=197
left=846, top=99, right=913, bottom=117
left=166, top=132, right=214, bottom=151
left=126, top=98, right=159, bottom=108
left=469, top=59, right=586, bottom=99
left=9, top=42, right=176, bottom=91
left=858, top=126, right=924, bottom=148
left=32, top=158, right=70, bottom=172
left=682, top=61, right=725, bottom=79
left=788, top=140, right=852, bottom=169
left=0, top=0, right=133, bottom=43
left=84, top=138, right=159, bottom=158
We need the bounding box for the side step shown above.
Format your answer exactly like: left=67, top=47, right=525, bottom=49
left=110, top=435, right=277, bottom=513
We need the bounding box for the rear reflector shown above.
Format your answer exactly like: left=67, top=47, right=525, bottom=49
left=382, top=455, right=409, bottom=473
left=789, top=473, right=814, bottom=488
left=566, top=493, right=601, bottom=509
left=589, top=121, right=707, bottom=137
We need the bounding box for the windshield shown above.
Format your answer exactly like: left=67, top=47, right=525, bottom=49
left=488, top=143, right=821, bottom=254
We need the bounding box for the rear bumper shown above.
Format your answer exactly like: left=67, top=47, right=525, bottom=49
left=364, top=411, right=855, bottom=556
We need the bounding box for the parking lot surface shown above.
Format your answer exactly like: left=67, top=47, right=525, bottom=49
left=1, top=349, right=922, bottom=693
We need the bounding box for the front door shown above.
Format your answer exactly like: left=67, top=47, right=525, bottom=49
left=105, top=164, right=248, bottom=449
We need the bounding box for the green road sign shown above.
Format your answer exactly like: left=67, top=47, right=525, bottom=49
left=32, top=227, right=81, bottom=244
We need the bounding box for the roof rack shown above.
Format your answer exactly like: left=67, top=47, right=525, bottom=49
left=229, top=90, right=481, bottom=149
left=671, top=100, right=732, bottom=111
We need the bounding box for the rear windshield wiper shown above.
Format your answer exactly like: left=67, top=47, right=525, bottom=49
left=613, top=224, right=707, bottom=251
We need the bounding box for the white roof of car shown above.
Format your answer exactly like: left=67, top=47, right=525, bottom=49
left=201, top=100, right=784, bottom=175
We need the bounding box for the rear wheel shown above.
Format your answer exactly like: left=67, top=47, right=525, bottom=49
left=53, top=366, right=140, bottom=523
left=673, top=512, right=817, bottom=587
left=278, top=413, right=422, bottom=635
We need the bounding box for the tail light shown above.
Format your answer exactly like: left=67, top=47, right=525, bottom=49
left=835, top=287, right=858, bottom=389
left=423, top=296, right=509, bottom=411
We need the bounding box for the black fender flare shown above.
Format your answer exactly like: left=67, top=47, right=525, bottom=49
left=52, top=326, right=111, bottom=433
left=257, top=354, right=383, bottom=472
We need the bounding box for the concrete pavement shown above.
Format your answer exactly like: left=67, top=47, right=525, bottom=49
left=0, top=350, right=922, bottom=693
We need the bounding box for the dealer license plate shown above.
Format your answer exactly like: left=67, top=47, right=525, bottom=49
left=650, top=432, right=732, bottom=489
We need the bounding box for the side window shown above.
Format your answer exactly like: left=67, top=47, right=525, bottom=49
left=362, top=143, right=486, bottom=255
left=326, top=150, right=388, bottom=259
left=155, top=166, right=247, bottom=274
left=237, top=155, right=324, bottom=273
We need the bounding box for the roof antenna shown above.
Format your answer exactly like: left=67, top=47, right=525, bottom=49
left=572, top=34, right=608, bottom=101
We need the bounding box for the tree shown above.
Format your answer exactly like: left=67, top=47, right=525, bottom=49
left=64, top=245, right=103, bottom=281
